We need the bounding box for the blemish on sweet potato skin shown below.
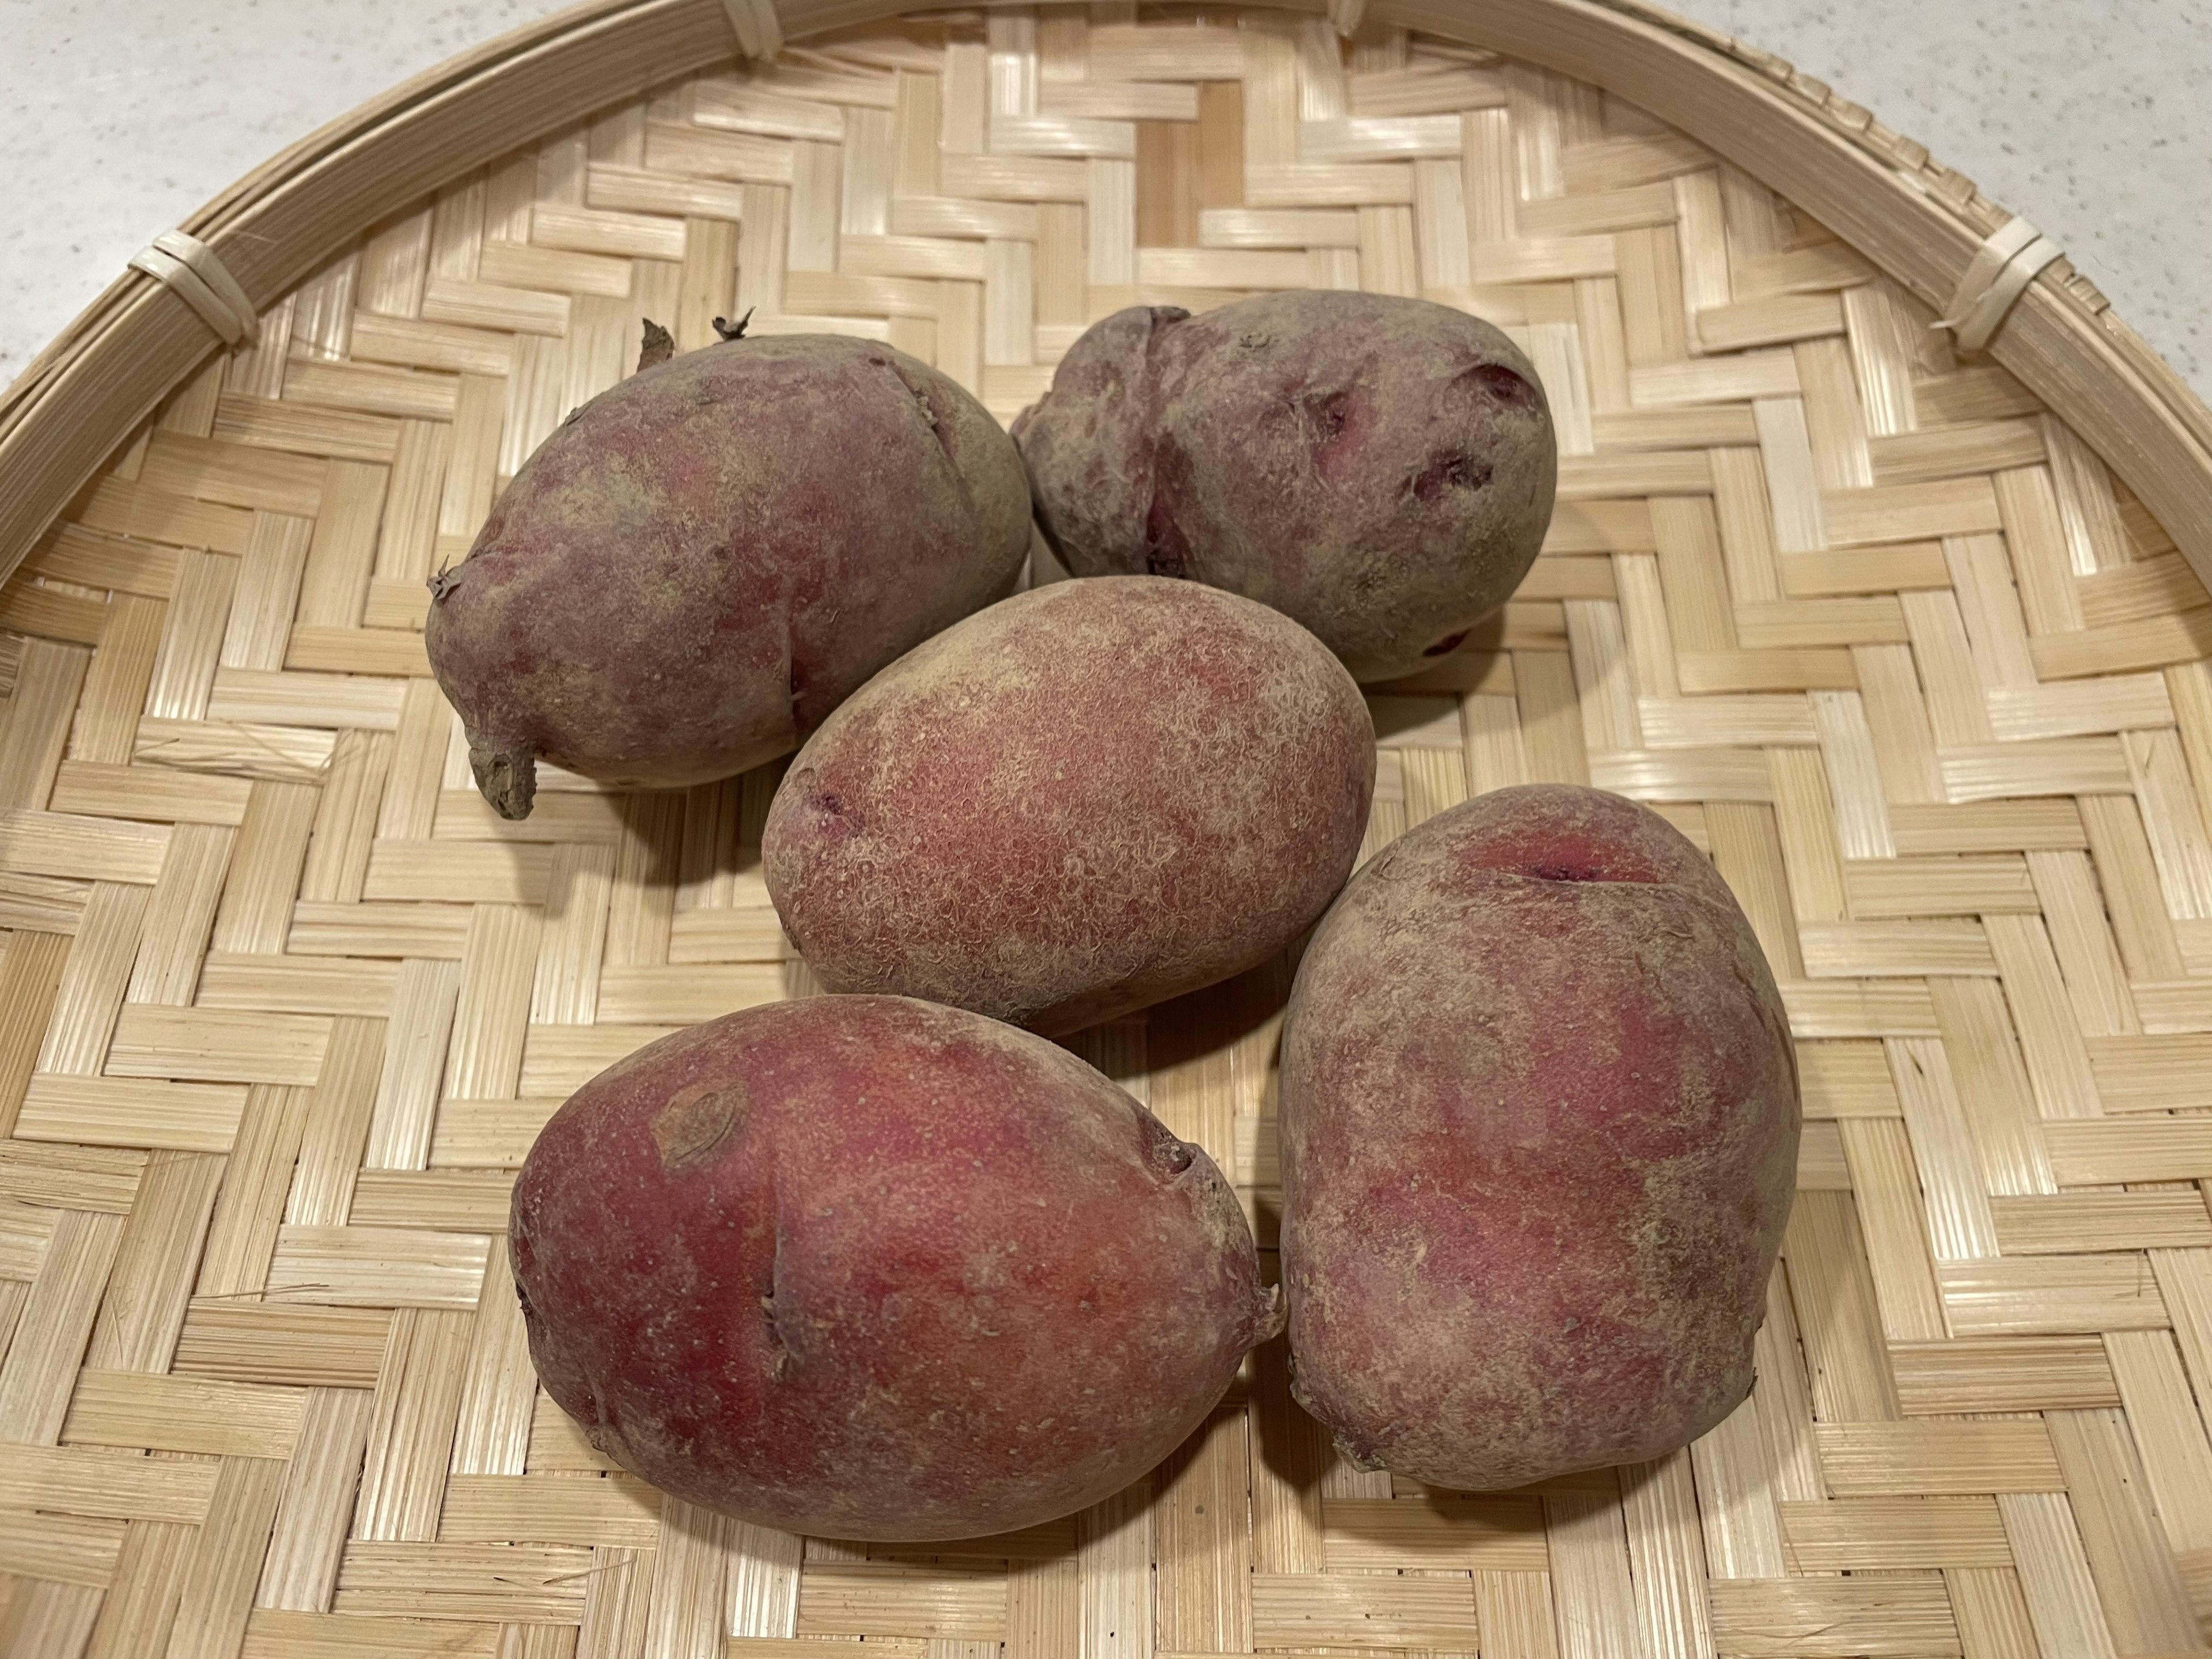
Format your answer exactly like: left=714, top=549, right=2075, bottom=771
left=510, top=995, right=1278, bottom=1541
left=427, top=335, right=1030, bottom=814
left=1279, top=785, right=1800, bottom=1490
left=1014, top=290, right=1558, bottom=683
left=760, top=577, right=1376, bottom=1035
left=650, top=1080, right=746, bottom=1171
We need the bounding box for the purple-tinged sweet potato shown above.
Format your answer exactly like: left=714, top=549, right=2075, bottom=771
left=1281, top=785, right=1800, bottom=1489
left=762, top=575, right=1375, bottom=1033
left=510, top=994, right=1280, bottom=1540
left=1013, top=290, right=1556, bottom=681
left=427, top=331, right=1030, bottom=818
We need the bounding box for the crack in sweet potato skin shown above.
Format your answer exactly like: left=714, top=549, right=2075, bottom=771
left=760, top=576, right=1377, bottom=1035
left=1280, top=785, right=1801, bottom=1490
left=511, top=995, right=1278, bottom=1541
left=1014, top=291, right=1558, bottom=683
left=427, top=335, right=1029, bottom=801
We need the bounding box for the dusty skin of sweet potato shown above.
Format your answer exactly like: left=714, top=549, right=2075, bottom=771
left=1013, top=290, right=1557, bottom=682
left=510, top=995, right=1281, bottom=1540
left=761, top=576, right=1376, bottom=1034
left=1280, top=785, right=1800, bottom=1490
left=426, top=333, right=1030, bottom=819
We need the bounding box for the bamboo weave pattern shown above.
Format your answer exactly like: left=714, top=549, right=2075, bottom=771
left=3, top=11, right=2212, bottom=1657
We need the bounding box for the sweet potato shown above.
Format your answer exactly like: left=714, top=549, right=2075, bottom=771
left=1013, top=290, right=1556, bottom=681
left=762, top=575, right=1375, bottom=1033
left=1280, top=785, right=1800, bottom=1488
left=511, top=994, right=1281, bottom=1540
left=427, top=331, right=1030, bottom=818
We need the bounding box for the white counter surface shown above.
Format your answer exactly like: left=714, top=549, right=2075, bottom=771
left=3, top=0, right=2204, bottom=405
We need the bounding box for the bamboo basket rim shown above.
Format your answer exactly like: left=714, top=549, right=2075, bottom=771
left=2, top=0, right=2211, bottom=597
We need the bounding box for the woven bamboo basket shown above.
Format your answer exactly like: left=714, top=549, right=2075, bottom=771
left=6, top=0, right=2212, bottom=1653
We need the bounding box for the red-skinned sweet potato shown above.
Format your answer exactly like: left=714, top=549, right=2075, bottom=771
left=1013, top=290, right=1556, bottom=681
left=762, top=575, right=1376, bottom=1033
left=1280, top=785, right=1799, bottom=1488
left=427, top=332, right=1029, bottom=819
left=510, top=994, right=1281, bottom=1540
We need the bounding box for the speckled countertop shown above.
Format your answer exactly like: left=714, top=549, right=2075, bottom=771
left=3, top=0, right=2205, bottom=405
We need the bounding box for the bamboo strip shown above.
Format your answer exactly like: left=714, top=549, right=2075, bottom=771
left=256, top=1386, right=376, bottom=1613
left=283, top=1016, right=384, bottom=1228
left=1991, top=1192, right=2212, bottom=1253
left=172, top=1302, right=388, bottom=1388
left=1249, top=1571, right=1480, bottom=1650
left=59, top=1370, right=305, bottom=1464
left=447, top=1239, right=535, bottom=1479
left=267, top=1224, right=488, bottom=1309
left=1154, top=1409, right=1254, bottom=1653
left=37, top=882, right=153, bottom=1075
left=0, top=642, right=92, bottom=813
left=165, top=1455, right=289, bottom=1659
left=1995, top=1493, right=2120, bottom=1659
left=0, top=1209, right=125, bottom=1442
left=70, top=603, right=164, bottom=772
left=84, top=1150, right=224, bottom=1375
left=1781, top=1189, right=1900, bottom=1420
left=0, top=1512, right=126, bottom=1590
left=1073, top=1476, right=1152, bottom=1659
left=353, top=1307, right=478, bottom=1542
left=78, top=1515, right=198, bottom=1655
